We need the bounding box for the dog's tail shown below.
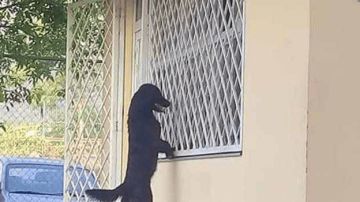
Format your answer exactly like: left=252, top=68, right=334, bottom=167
left=85, top=183, right=127, bottom=202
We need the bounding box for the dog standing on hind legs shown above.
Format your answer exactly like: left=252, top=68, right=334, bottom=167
left=85, top=84, right=174, bottom=202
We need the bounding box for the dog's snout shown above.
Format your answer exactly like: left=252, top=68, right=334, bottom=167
left=162, top=98, right=171, bottom=107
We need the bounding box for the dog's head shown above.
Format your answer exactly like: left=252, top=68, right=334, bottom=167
left=133, top=83, right=170, bottom=113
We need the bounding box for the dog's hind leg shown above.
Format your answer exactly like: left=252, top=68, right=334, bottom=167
left=130, top=186, right=153, bottom=202
left=121, top=194, right=130, bottom=202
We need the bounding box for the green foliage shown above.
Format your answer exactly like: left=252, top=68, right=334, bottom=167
left=0, top=124, right=64, bottom=158
left=30, top=73, right=65, bottom=107
left=0, top=0, right=67, bottom=105
left=42, top=121, right=65, bottom=138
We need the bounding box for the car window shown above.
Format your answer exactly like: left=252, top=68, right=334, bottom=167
left=6, top=164, right=63, bottom=195
left=0, top=162, right=3, bottom=186
left=66, top=166, right=98, bottom=196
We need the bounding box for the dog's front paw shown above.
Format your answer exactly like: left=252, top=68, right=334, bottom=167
left=166, top=147, right=175, bottom=159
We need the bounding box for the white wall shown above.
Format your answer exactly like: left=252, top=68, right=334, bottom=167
left=307, top=0, right=360, bottom=201
left=152, top=0, right=310, bottom=201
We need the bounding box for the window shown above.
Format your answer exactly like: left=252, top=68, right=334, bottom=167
left=136, top=0, right=143, bottom=21
left=0, top=162, right=2, bottom=185
left=148, top=0, right=244, bottom=157
left=6, top=164, right=63, bottom=194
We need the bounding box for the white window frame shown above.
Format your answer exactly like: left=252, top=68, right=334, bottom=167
left=137, top=0, right=245, bottom=159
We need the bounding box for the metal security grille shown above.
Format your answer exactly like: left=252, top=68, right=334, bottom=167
left=148, top=0, right=244, bottom=157
left=65, top=0, right=121, bottom=201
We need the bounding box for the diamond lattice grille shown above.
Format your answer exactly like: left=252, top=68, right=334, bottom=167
left=149, top=0, right=244, bottom=157
left=65, top=0, right=114, bottom=201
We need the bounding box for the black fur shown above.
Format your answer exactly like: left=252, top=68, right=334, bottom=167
left=86, top=84, right=174, bottom=202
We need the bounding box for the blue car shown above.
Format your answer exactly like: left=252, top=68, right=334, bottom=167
left=0, top=157, right=98, bottom=202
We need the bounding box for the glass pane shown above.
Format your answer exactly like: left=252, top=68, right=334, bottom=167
left=136, top=0, right=143, bottom=21
left=6, top=164, right=63, bottom=194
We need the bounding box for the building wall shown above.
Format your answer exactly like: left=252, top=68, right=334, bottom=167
left=151, top=0, right=310, bottom=201
left=307, top=0, right=360, bottom=202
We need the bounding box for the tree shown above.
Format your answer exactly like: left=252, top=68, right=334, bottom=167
left=0, top=0, right=67, bottom=131
left=0, top=0, right=67, bottom=106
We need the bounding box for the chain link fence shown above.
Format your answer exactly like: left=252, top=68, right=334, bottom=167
left=0, top=101, right=65, bottom=159
left=0, top=100, right=68, bottom=201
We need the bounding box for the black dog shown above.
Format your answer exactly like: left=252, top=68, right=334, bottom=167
left=85, top=83, right=174, bottom=202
